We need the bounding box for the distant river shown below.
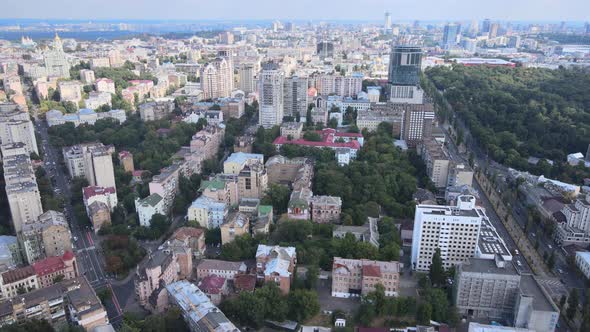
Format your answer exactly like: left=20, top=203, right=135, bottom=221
left=0, top=30, right=141, bottom=41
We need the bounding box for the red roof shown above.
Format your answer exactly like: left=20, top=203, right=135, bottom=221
left=273, top=128, right=362, bottom=150
left=129, top=79, right=153, bottom=85
left=83, top=186, right=116, bottom=201
left=234, top=274, right=256, bottom=292
left=96, top=78, right=114, bottom=83
left=172, top=227, right=205, bottom=241
left=32, top=256, right=65, bottom=277
left=198, top=275, right=226, bottom=294
left=362, top=264, right=381, bottom=278
left=132, top=170, right=146, bottom=177
left=62, top=250, right=75, bottom=261
left=118, top=150, right=132, bottom=159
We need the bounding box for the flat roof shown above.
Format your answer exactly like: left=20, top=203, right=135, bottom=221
left=519, top=274, right=558, bottom=313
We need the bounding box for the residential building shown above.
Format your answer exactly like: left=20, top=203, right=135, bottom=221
left=200, top=58, right=233, bottom=99
left=448, top=163, right=474, bottom=187
left=283, top=76, right=308, bottom=117
left=94, top=78, right=116, bottom=94
left=83, top=186, right=118, bottom=213
left=90, top=57, right=111, bottom=69
left=356, top=103, right=404, bottom=133
left=200, top=175, right=239, bottom=207
left=87, top=201, right=111, bottom=233
left=135, top=193, right=166, bottom=227
left=256, top=245, right=297, bottom=294
left=43, top=34, right=70, bottom=78
left=333, top=219, right=379, bottom=247
left=220, top=213, right=250, bottom=244
left=0, top=102, right=38, bottom=155
left=45, top=108, right=126, bottom=127
left=197, top=275, right=228, bottom=305
left=411, top=195, right=512, bottom=271
left=238, top=63, right=256, bottom=94
left=19, top=210, right=72, bottom=264
left=417, top=138, right=450, bottom=188
left=165, top=280, right=238, bottom=332
left=196, top=259, right=246, bottom=280
left=314, top=73, right=363, bottom=97
left=273, top=128, right=363, bottom=160
left=139, top=100, right=175, bottom=121
left=555, top=194, right=590, bottom=245
left=234, top=135, right=254, bottom=153
left=134, top=250, right=178, bottom=307
left=63, top=143, right=116, bottom=189
left=258, top=62, right=284, bottom=128
left=187, top=124, right=225, bottom=174
left=80, top=69, right=95, bottom=84
left=310, top=195, right=342, bottom=223
left=331, top=258, right=401, bottom=297
left=0, top=277, right=108, bottom=330
left=84, top=92, right=112, bottom=110
left=32, top=251, right=78, bottom=289
left=0, top=236, right=21, bottom=271
left=575, top=251, right=590, bottom=279
left=401, top=103, right=435, bottom=146
left=0, top=266, right=39, bottom=300
left=187, top=196, right=228, bottom=229
left=170, top=227, right=206, bottom=258
left=237, top=161, right=268, bottom=199
left=223, top=152, right=264, bottom=174
left=468, top=323, right=533, bottom=332
left=288, top=188, right=313, bottom=220
left=148, top=163, right=181, bottom=212
left=58, top=81, right=82, bottom=104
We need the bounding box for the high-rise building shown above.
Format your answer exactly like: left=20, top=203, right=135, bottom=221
left=508, top=35, right=521, bottom=48
left=43, top=33, right=70, bottom=79
left=489, top=23, right=499, bottom=38
left=316, top=41, right=334, bottom=60
left=384, top=12, right=392, bottom=31
left=199, top=57, right=233, bottom=99
left=238, top=63, right=256, bottom=94
left=0, top=103, right=38, bottom=155
left=283, top=76, right=308, bottom=117
left=402, top=103, right=435, bottom=145
left=482, top=19, right=491, bottom=33
left=442, top=23, right=460, bottom=49
left=388, top=46, right=424, bottom=103
left=63, top=143, right=116, bottom=189
left=258, top=62, right=284, bottom=129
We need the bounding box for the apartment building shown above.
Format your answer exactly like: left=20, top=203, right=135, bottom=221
left=19, top=210, right=73, bottom=264
left=94, top=78, right=116, bottom=94
left=0, top=103, right=38, bottom=155
left=0, top=277, right=108, bottom=330
left=310, top=195, right=342, bottom=223
left=258, top=62, right=284, bottom=129
left=237, top=161, right=268, bottom=199
left=83, top=186, right=118, bottom=212
left=220, top=213, right=250, bottom=244
left=148, top=163, right=181, bottom=213
left=200, top=58, right=233, bottom=99
left=63, top=143, right=116, bottom=189
left=32, top=252, right=78, bottom=289
left=417, top=138, right=451, bottom=188
left=314, top=73, right=363, bottom=97
left=58, top=81, right=82, bottom=104
left=0, top=266, right=39, bottom=301
left=87, top=201, right=111, bottom=233
left=139, top=100, right=175, bottom=121
left=256, top=245, right=297, bottom=294
left=223, top=152, right=264, bottom=174
left=401, top=103, right=435, bottom=146
left=134, top=250, right=178, bottom=307
left=187, top=124, right=225, bottom=174
left=135, top=193, right=166, bottom=227
left=333, top=218, right=380, bottom=247
left=575, top=251, right=590, bottom=279
left=283, top=76, right=308, bottom=117
left=84, top=92, right=112, bottom=110
left=331, top=258, right=401, bottom=298
left=196, top=259, right=247, bottom=280
left=200, top=175, right=239, bottom=207
left=238, top=63, right=256, bottom=94
left=170, top=227, right=206, bottom=258
left=187, top=196, right=228, bottom=229
left=280, top=122, right=304, bottom=140
left=356, top=103, right=404, bottom=133
left=555, top=194, right=590, bottom=245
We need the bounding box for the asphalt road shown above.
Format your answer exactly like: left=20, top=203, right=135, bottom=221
left=35, top=120, right=124, bottom=325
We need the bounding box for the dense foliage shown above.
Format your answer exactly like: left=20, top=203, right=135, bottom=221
left=426, top=65, right=590, bottom=182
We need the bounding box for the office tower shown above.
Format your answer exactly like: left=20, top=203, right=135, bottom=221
left=442, top=23, right=460, bottom=49
left=258, top=62, right=284, bottom=129
left=384, top=12, right=392, bottom=31
left=468, top=20, right=479, bottom=36
left=63, top=143, right=116, bottom=189
left=401, top=103, right=435, bottom=145
left=316, top=41, right=334, bottom=60
left=489, top=23, right=499, bottom=38
left=199, top=57, right=233, bottom=99
left=43, top=33, right=70, bottom=79
left=388, top=46, right=424, bottom=103
left=238, top=63, right=256, bottom=94
left=508, top=35, right=521, bottom=48
left=283, top=76, right=308, bottom=117
left=482, top=19, right=491, bottom=33
left=0, top=103, right=38, bottom=155
left=412, top=195, right=487, bottom=271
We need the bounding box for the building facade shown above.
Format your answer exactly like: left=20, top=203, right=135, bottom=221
left=332, top=258, right=401, bottom=298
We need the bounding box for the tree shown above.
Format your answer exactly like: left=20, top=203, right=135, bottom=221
left=288, top=289, right=320, bottom=322
left=261, top=184, right=291, bottom=214
left=416, top=303, right=432, bottom=325
left=429, top=248, right=445, bottom=287
left=567, top=288, right=579, bottom=320
left=305, top=265, right=319, bottom=289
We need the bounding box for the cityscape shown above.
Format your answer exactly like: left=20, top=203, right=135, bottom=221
left=0, top=2, right=590, bottom=332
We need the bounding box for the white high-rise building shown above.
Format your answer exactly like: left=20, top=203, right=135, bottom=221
left=200, top=58, right=233, bottom=99
left=412, top=195, right=490, bottom=271
left=63, top=143, right=116, bottom=189
left=258, top=62, right=284, bottom=129
left=384, top=12, right=392, bottom=31
left=238, top=63, right=256, bottom=94
left=43, top=33, right=70, bottom=79
left=0, top=103, right=38, bottom=155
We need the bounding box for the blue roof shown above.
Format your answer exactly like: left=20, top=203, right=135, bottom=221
left=79, top=108, right=96, bottom=115
left=225, top=152, right=263, bottom=165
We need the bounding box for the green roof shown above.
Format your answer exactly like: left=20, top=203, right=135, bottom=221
left=140, top=193, right=163, bottom=207
left=200, top=179, right=225, bottom=191
left=258, top=205, right=273, bottom=215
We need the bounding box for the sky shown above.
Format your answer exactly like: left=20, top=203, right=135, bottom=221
left=2, top=0, right=590, bottom=22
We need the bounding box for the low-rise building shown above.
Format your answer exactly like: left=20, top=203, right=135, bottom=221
left=332, top=219, right=379, bottom=247
left=220, top=213, right=250, bottom=244
left=280, top=122, right=303, bottom=140
left=187, top=196, right=228, bottom=229
left=331, top=257, right=401, bottom=298
left=135, top=193, right=166, bottom=227
left=19, top=211, right=72, bottom=264
left=256, top=245, right=297, bottom=294
left=223, top=152, right=264, bottom=175
left=575, top=251, right=590, bottom=279
left=32, top=251, right=78, bottom=289
left=118, top=150, right=134, bottom=173
left=197, top=275, right=228, bottom=306
left=170, top=227, right=206, bottom=258
left=196, top=259, right=246, bottom=280
left=134, top=250, right=178, bottom=307
left=0, top=236, right=21, bottom=270
left=237, top=161, right=268, bottom=199
left=310, top=195, right=342, bottom=223
left=87, top=201, right=111, bottom=233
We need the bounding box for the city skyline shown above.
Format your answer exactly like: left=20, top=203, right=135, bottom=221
left=2, top=0, right=590, bottom=21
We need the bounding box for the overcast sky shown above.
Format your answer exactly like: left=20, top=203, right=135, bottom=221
left=3, top=0, right=589, bottom=21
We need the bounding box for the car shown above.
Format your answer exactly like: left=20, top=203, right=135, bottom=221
left=531, top=233, right=536, bottom=237
left=517, top=261, right=523, bottom=267
left=73, top=236, right=78, bottom=241
left=548, top=244, right=553, bottom=249
left=558, top=268, right=564, bottom=274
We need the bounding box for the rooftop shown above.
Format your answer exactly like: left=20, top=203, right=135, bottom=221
left=519, top=274, right=559, bottom=313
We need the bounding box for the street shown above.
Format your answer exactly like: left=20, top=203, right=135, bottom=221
left=34, top=120, right=124, bottom=325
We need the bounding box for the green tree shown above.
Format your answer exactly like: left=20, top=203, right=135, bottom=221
left=288, top=289, right=320, bottom=322
left=567, top=288, right=579, bottom=320
left=261, top=184, right=291, bottom=214
left=429, top=248, right=445, bottom=287
left=416, top=303, right=432, bottom=325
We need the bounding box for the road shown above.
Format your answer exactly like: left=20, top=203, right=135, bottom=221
left=35, top=120, right=124, bottom=326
